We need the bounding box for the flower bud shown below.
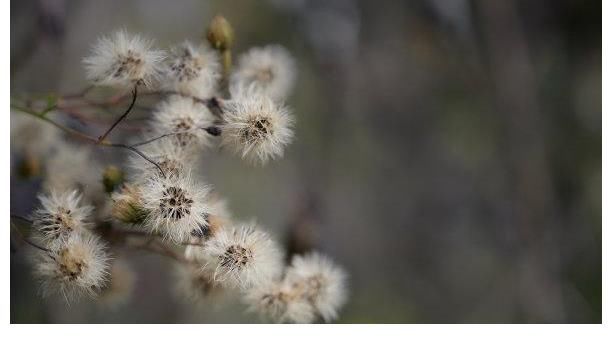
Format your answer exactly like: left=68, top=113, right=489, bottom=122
left=102, top=165, right=125, bottom=193
left=111, top=184, right=148, bottom=224
left=206, top=15, right=234, bottom=51
left=17, top=153, right=41, bottom=178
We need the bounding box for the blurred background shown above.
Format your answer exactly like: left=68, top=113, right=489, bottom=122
left=10, top=0, right=601, bottom=323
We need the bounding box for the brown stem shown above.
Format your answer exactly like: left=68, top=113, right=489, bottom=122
left=97, top=85, right=138, bottom=142
left=105, top=143, right=166, bottom=178
left=62, top=85, right=94, bottom=99
left=11, top=104, right=166, bottom=177
left=131, top=126, right=221, bottom=147
left=10, top=221, right=50, bottom=253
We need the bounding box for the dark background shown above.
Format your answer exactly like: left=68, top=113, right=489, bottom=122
left=10, top=0, right=601, bottom=323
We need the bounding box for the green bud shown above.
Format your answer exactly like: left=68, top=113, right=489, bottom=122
left=111, top=184, right=148, bottom=224
left=206, top=15, right=234, bottom=51
left=102, top=165, right=124, bottom=193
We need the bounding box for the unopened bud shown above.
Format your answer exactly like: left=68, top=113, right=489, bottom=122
left=17, top=154, right=41, bottom=178
left=206, top=15, right=234, bottom=51
left=102, top=165, right=124, bottom=193
left=111, top=184, right=147, bottom=224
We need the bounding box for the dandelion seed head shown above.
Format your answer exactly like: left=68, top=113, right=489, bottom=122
left=141, top=173, right=211, bottom=243
left=174, top=263, right=221, bottom=304
left=151, top=95, right=216, bottom=151
left=286, top=252, right=348, bottom=322
left=245, top=281, right=316, bottom=323
left=203, top=223, right=283, bottom=289
left=163, top=41, right=221, bottom=98
left=83, top=30, right=165, bottom=89
left=32, top=189, right=93, bottom=244
left=31, top=232, right=111, bottom=302
left=230, top=45, right=296, bottom=101
left=221, top=92, right=294, bottom=165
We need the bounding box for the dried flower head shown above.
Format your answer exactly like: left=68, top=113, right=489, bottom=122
left=140, top=173, right=212, bottom=243
left=110, top=183, right=148, bottom=225
left=245, top=281, right=316, bottom=324
left=230, top=45, right=296, bottom=101
left=83, top=30, right=165, bottom=89
left=163, top=41, right=221, bottom=98
left=203, top=223, right=283, bottom=289
left=221, top=92, right=294, bottom=165
left=31, top=189, right=93, bottom=244
left=285, top=252, right=348, bottom=323
left=97, top=259, right=136, bottom=309
left=174, top=263, right=220, bottom=304
left=31, top=232, right=111, bottom=302
left=151, top=95, right=217, bottom=151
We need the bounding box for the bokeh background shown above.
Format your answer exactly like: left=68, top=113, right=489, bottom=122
left=10, top=0, right=601, bottom=323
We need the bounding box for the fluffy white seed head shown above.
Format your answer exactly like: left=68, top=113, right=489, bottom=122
left=221, top=92, right=294, bottom=165
left=31, top=189, right=93, bottom=244
left=140, top=173, right=212, bottom=243
left=128, top=140, right=195, bottom=179
left=174, top=263, right=220, bottom=304
left=83, top=30, right=165, bottom=89
left=203, top=223, right=283, bottom=289
left=151, top=95, right=217, bottom=151
left=163, top=41, right=221, bottom=98
left=245, top=281, right=316, bottom=323
left=286, top=252, right=348, bottom=322
left=230, top=45, right=296, bottom=101
left=31, top=232, right=111, bottom=302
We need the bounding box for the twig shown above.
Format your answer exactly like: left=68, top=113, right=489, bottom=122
left=97, top=85, right=138, bottom=142
left=106, top=143, right=166, bottom=178
left=10, top=221, right=49, bottom=253
left=131, top=126, right=222, bottom=147
left=62, top=85, right=94, bottom=99
left=10, top=104, right=166, bottom=177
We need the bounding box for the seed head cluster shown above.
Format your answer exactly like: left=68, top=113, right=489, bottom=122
left=15, top=25, right=348, bottom=322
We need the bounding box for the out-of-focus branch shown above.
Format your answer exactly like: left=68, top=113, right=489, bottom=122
left=10, top=103, right=166, bottom=177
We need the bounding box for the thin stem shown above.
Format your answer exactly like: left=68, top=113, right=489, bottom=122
left=10, top=221, right=50, bottom=253
left=11, top=104, right=166, bottom=177
left=62, top=90, right=222, bottom=114
left=11, top=104, right=99, bottom=143
left=131, top=126, right=222, bottom=147
left=97, top=85, right=138, bottom=142
left=62, top=85, right=95, bottom=99
left=105, top=143, right=166, bottom=178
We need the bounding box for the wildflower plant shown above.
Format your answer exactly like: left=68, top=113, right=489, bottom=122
left=10, top=16, right=348, bottom=323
